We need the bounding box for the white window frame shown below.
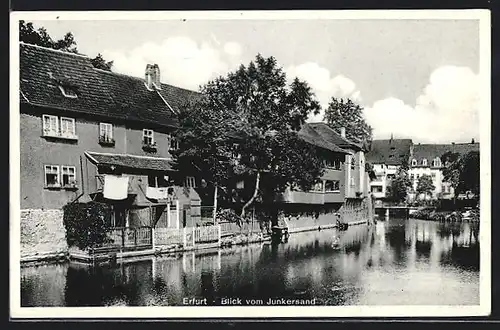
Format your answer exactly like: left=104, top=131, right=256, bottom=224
left=44, top=165, right=60, bottom=187
left=184, top=176, right=196, bottom=188
left=100, top=123, right=113, bottom=140
left=60, top=117, right=76, bottom=137
left=168, top=134, right=178, bottom=151
left=61, top=165, right=77, bottom=187
left=42, top=114, right=59, bottom=136
left=58, top=85, right=78, bottom=98
left=325, top=180, right=340, bottom=193
left=422, top=158, right=428, bottom=167
left=143, top=129, right=155, bottom=145
left=411, top=159, right=417, bottom=167
left=433, top=157, right=441, bottom=167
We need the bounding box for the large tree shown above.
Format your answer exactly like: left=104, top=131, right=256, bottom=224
left=386, top=167, right=411, bottom=203
left=19, top=20, right=113, bottom=71
left=416, top=174, right=435, bottom=199
left=443, top=151, right=480, bottom=199
left=323, top=98, right=373, bottom=143
left=175, top=54, right=325, bottom=222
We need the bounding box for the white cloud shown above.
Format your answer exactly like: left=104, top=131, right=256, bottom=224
left=285, top=62, right=362, bottom=122
left=102, top=37, right=243, bottom=91
left=365, top=65, right=480, bottom=143
left=224, top=42, right=243, bottom=57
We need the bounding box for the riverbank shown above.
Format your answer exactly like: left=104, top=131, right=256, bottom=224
left=411, top=208, right=479, bottom=223
left=21, top=220, right=369, bottom=266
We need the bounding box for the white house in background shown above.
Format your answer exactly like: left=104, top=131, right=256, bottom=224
left=408, top=140, right=480, bottom=200
left=365, top=137, right=413, bottom=200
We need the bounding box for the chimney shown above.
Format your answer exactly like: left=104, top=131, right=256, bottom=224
left=145, top=64, right=154, bottom=90
left=471, top=138, right=475, bottom=144
left=152, top=64, right=161, bottom=90
left=145, top=64, right=161, bottom=90
left=340, top=127, right=346, bottom=138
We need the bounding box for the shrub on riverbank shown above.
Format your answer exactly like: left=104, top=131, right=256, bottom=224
left=412, top=209, right=463, bottom=222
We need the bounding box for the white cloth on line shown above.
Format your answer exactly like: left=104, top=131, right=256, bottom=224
left=103, top=175, right=129, bottom=200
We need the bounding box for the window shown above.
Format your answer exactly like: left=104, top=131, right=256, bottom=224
left=42, top=115, right=59, bottom=136
left=143, top=129, right=155, bottom=145
left=410, top=174, right=414, bottom=181
left=310, top=181, right=324, bottom=192
left=422, top=158, right=428, bottom=166
left=411, top=159, right=417, bottom=167
left=148, top=175, right=169, bottom=188
left=61, top=166, right=76, bottom=187
left=372, top=186, right=383, bottom=193
left=60, top=117, right=76, bottom=137
left=325, top=180, right=340, bottom=192
left=350, top=158, right=355, bottom=170
left=44, top=165, right=60, bottom=187
left=433, top=157, right=441, bottom=168
left=58, top=85, right=78, bottom=98
left=184, top=176, right=196, bottom=188
left=431, top=172, right=436, bottom=179
left=99, top=123, right=113, bottom=140
left=168, top=134, right=178, bottom=151
left=42, top=115, right=77, bottom=139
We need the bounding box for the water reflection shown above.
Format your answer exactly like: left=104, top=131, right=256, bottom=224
left=21, top=218, right=480, bottom=307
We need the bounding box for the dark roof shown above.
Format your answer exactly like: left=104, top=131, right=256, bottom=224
left=19, top=42, right=200, bottom=128
left=85, top=152, right=175, bottom=171
left=366, top=139, right=413, bottom=165
left=411, top=143, right=480, bottom=166
left=298, top=124, right=350, bottom=154
left=305, top=123, right=364, bottom=151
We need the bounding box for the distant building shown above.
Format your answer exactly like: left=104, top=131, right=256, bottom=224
left=365, top=136, right=413, bottom=199
left=408, top=141, right=480, bottom=200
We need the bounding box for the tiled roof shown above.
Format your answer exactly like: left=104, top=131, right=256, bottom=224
left=366, top=139, right=413, bottom=165
left=298, top=124, right=350, bottom=154
left=305, top=123, right=364, bottom=151
left=411, top=143, right=479, bottom=166
left=19, top=42, right=200, bottom=128
left=85, top=152, right=175, bottom=171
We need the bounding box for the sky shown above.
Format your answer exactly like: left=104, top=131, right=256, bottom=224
left=29, top=18, right=482, bottom=144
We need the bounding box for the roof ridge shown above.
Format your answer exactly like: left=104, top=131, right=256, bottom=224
left=160, top=82, right=199, bottom=94
left=20, top=41, right=90, bottom=59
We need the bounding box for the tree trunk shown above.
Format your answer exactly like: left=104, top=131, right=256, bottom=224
left=212, top=184, right=218, bottom=224
left=240, top=171, right=261, bottom=220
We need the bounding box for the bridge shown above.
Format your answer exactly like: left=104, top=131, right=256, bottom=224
left=374, top=201, right=416, bottom=217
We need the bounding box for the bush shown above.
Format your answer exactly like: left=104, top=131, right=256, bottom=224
left=215, top=208, right=242, bottom=224
left=62, top=202, right=113, bottom=250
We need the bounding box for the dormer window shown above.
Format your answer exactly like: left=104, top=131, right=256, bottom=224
left=433, top=157, right=442, bottom=168
left=422, top=158, right=428, bottom=166
left=58, top=85, right=78, bottom=98
left=411, top=159, right=417, bottom=167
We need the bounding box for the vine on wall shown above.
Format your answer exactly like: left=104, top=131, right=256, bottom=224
left=62, top=202, right=113, bottom=250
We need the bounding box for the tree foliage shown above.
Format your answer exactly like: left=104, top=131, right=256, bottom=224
left=19, top=20, right=113, bottom=71
left=416, top=174, right=435, bottom=197
left=386, top=167, right=411, bottom=203
left=62, top=202, right=113, bottom=250
left=443, top=151, right=480, bottom=198
left=175, top=54, right=324, bottom=219
left=323, top=98, right=373, bottom=143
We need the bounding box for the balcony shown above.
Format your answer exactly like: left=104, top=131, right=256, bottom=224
left=98, top=135, right=115, bottom=147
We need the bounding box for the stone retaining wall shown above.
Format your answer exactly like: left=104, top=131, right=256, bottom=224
left=21, top=209, right=68, bottom=260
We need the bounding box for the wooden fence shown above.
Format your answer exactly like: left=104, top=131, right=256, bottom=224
left=219, top=221, right=262, bottom=237
left=105, top=226, right=153, bottom=249
left=154, top=225, right=221, bottom=247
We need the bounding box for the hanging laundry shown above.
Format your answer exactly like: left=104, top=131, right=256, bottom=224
left=146, top=186, right=170, bottom=200
left=103, top=175, right=129, bottom=200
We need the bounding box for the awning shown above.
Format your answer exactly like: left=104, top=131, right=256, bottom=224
left=85, top=151, right=176, bottom=172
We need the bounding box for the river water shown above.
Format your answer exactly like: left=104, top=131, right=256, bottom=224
left=21, top=217, right=480, bottom=306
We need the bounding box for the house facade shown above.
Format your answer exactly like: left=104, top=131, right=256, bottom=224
left=19, top=42, right=201, bottom=228
left=408, top=141, right=480, bottom=200
left=279, top=123, right=371, bottom=217
left=365, top=137, right=413, bottom=200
